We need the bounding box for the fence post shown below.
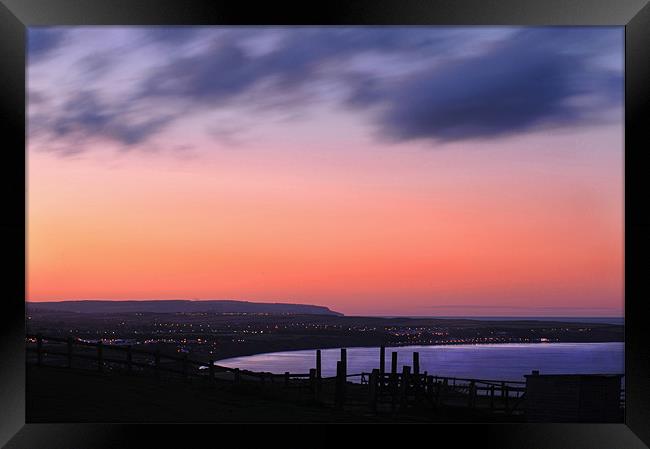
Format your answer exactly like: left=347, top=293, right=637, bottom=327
left=97, top=341, right=103, bottom=372
left=340, top=348, right=347, bottom=398
left=490, top=385, right=495, bottom=410
left=36, top=334, right=43, bottom=366
left=426, top=375, right=434, bottom=403
left=400, top=365, right=411, bottom=409
left=441, top=378, right=448, bottom=406
left=127, top=346, right=133, bottom=374
left=315, top=350, right=322, bottom=397
left=369, top=368, right=379, bottom=411
left=504, top=385, right=510, bottom=413
left=67, top=337, right=73, bottom=368
left=413, top=352, right=420, bottom=395
left=309, top=368, right=317, bottom=401
left=379, top=346, right=386, bottom=388
left=433, top=381, right=442, bottom=408
left=335, top=361, right=343, bottom=409
left=209, top=360, right=215, bottom=382
left=390, top=352, right=398, bottom=412
left=285, top=371, right=290, bottom=388
left=468, top=380, right=476, bottom=408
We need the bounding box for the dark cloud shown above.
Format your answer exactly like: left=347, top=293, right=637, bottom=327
left=140, top=40, right=263, bottom=104
left=142, top=26, right=207, bottom=45
left=134, top=27, right=622, bottom=143
left=354, top=28, right=623, bottom=142
left=42, top=91, right=177, bottom=147
left=137, top=27, right=463, bottom=105
left=28, top=28, right=68, bottom=60
left=29, top=27, right=623, bottom=155
left=78, top=51, right=119, bottom=79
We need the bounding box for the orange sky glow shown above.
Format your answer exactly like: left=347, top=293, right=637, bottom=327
left=26, top=27, right=624, bottom=316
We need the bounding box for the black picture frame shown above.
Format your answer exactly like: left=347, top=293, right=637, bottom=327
left=1, top=0, right=648, bottom=447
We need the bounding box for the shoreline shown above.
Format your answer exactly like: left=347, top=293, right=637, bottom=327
left=213, top=339, right=624, bottom=363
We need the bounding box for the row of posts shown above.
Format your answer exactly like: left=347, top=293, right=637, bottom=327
left=367, top=346, right=512, bottom=413
left=35, top=335, right=190, bottom=379
left=34, top=336, right=513, bottom=412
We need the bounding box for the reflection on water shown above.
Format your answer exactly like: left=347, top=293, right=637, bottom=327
left=218, top=342, right=624, bottom=381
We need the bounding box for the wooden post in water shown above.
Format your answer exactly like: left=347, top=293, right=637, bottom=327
left=490, top=385, right=495, bottom=410
left=97, top=341, right=104, bottom=372
left=67, top=337, right=73, bottom=368
left=315, top=349, right=322, bottom=398
left=234, top=368, right=241, bottom=385
left=390, top=351, right=398, bottom=412
left=412, top=352, right=420, bottom=395
left=36, top=334, right=43, bottom=366
left=413, top=352, right=420, bottom=375
left=340, top=348, right=347, bottom=397
left=504, top=385, right=509, bottom=413
left=126, top=346, right=133, bottom=373
left=285, top=371, right=290, bottom=388
left=209, top=360, right=215, bottom=382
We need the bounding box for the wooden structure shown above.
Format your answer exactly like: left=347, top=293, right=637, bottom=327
left=26, top=334, right=624, bottom=421
left=524, top=372, right=624, bottom=422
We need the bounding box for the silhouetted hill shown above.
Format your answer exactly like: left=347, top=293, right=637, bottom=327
left=26, top=300, right=343, bottom=316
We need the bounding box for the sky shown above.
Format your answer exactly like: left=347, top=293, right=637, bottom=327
left=26, top=26, right=624, bottom=317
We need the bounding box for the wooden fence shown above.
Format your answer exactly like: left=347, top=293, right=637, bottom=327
left=25, top=336, right=623, bottom=416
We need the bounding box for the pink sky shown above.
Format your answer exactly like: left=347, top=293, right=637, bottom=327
left=26, top=27, right=624, bottom=316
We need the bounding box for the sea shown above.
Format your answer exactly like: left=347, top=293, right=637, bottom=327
left=217, top=342, right=624, bottom=382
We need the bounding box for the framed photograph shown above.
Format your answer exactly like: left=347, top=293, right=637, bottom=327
left=1, top=0, right=649, bottom=447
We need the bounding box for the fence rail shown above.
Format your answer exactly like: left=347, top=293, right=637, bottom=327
left=26, top=335, right=624, bottom=417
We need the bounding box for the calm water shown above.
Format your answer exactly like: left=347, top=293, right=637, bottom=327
left=218, top=342, right=624, bottom=382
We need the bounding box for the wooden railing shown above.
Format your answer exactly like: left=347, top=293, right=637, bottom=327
left=26, top=336, right=624, bottom=415
left=26, top=334, right=275, bottom=383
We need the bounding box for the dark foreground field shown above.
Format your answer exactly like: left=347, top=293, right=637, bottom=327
left=27, top=365, right=350, bottom=422
left=27, top=364, right=513, bottom=423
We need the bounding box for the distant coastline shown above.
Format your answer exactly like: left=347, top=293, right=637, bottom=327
left=374, top=316, right=625, bottom=325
